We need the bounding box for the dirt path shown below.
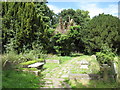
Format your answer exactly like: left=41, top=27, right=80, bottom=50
left=40, top=57, right=79, bottom=88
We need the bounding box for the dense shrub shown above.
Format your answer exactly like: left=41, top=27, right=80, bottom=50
left=96, top=52, right=115, bottom=65
left=50, top=25, right=85, bottom=56
left=54, top=34, right=71, bottom=56
left=83, top=14, right=120, bottom=54
left=96, top=44, right=115, bottom=65
left=2, top=2, right=54, bottom=53
left=117, top=57, right=120, bottom=86
left=2, top=49, right=46, bottom=70
left=68, top=25, right=85, bottom=53
left=52, top=33, right=73, bottom=56
left=58, top=9, right=90, bottom=27
left=2, top=51, right=20, bottom=69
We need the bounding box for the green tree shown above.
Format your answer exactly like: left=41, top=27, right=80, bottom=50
left=67, top=25, right=85, bottom=53
left=52, top=33, right=73, bottom=56
left=56, top=9, right=90, bottom=54
left=83, top=13, right=120, bottom=54
left=50, top=25, right=85, bottom=55
left=2, top=2, right=50, bottom=53
left=58, top=9, right=90, bottom=27
left=35, top=2, right=58, bottom=27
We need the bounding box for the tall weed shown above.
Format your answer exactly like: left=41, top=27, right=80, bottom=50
left=2, top=51, right=19, bottom=69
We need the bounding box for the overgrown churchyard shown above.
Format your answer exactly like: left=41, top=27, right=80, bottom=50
left=1, top=1, right=120, bottom=88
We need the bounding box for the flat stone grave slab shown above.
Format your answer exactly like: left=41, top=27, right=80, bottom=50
left=79, top=60, right=89, bottom=69
left=69, top=74, right=100, bottom=80
left=80, top=65, right=89, bottom=69
left=45, top=59, right=60, bottom=64
left=29, top=70, right=41, bottom=76
left=80, top=60, right=89, bottom=65
left=61, top=74, right=69, bottom=78
left=28, top=62, right=44, bottom=68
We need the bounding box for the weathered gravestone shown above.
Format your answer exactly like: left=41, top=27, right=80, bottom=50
left=111, top=62, right=118, bottom=81
left=28, top=62, right=44, bottom=69
left=22, top=69, right=41, bottom=76
left=100, top=64, right=110, bottom=82
left=91, top=55, right=97, bottom=60
left=80, top=60, right=89, bottom=69
left=29, top=70, right=41, bottom=76
left=61, top=74, right=69, bottom=78
left=117, top=59, right=120, bottom=85
left=45, top=60, right=60, bottom=64
left=69, top=73, right=100, bottom=80
left=26, top=62, right=45, bottom=76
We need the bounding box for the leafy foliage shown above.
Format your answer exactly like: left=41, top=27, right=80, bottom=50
left=52, top=33, right=72, bottom=56
left=50, top=25, right=85, bottom=55
left=83, top=14, right=120, bottom=54
left=1, top=52, right=17, bottom=69
left=2, top=2, right=55, bottom=53
left=58, top=9, right=90, bottom=27
left=68, top=25, right=85, bottom=52
left=2, top=2, right=120, bottom=89
left=2, top=50, right=45, bottom=70
left=96, top=52, right=115, bottom=65
left=2, top=2, right=120, bottom=72
left=54, top=9, right=91, bottom=54
left=96, top=44, right=115, bottom=65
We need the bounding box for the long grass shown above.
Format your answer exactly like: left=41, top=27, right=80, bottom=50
left=2, top=70, right=42, bottom=88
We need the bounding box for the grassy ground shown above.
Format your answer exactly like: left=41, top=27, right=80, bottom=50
left=46, top=54, right=73, bottom=64
left=42, top=55, right=74, bottom=76
left=43, top=55, right=74, bottom=70
left=2, top=53, right=119, bottom=88
left=2, top=70, right=43, bottom=88
left=42, top=54, right=119, bottom=88
left=70, top=55, right=100, bottom=74
left=64, top=79, right=118, bottom=88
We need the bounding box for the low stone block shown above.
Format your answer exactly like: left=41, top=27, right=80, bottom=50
left=80, top=65, right=89, bottom=69
left=91, top=55, right=97, bottom=60
left=28, top=62, right=44, bottom=69
left=79, top=60, right=89, bottom=69
left=45, top=60, right=60, bottom=64
left=80, top=60, right=89, bottom=65
left=30, top=70, right=41, bottom=76
left=69, top=74, right=100, bottom=80
left=61, top=74, right=69, bottom=78
left=22, top=70, right=41, bottom=76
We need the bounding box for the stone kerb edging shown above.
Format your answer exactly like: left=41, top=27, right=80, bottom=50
left=45, top=59, right=60, bottom=64
left=69, top=73, right=101, bottom=80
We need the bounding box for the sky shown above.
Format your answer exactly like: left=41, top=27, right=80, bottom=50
left=47, top=0, right=119, bottom=18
